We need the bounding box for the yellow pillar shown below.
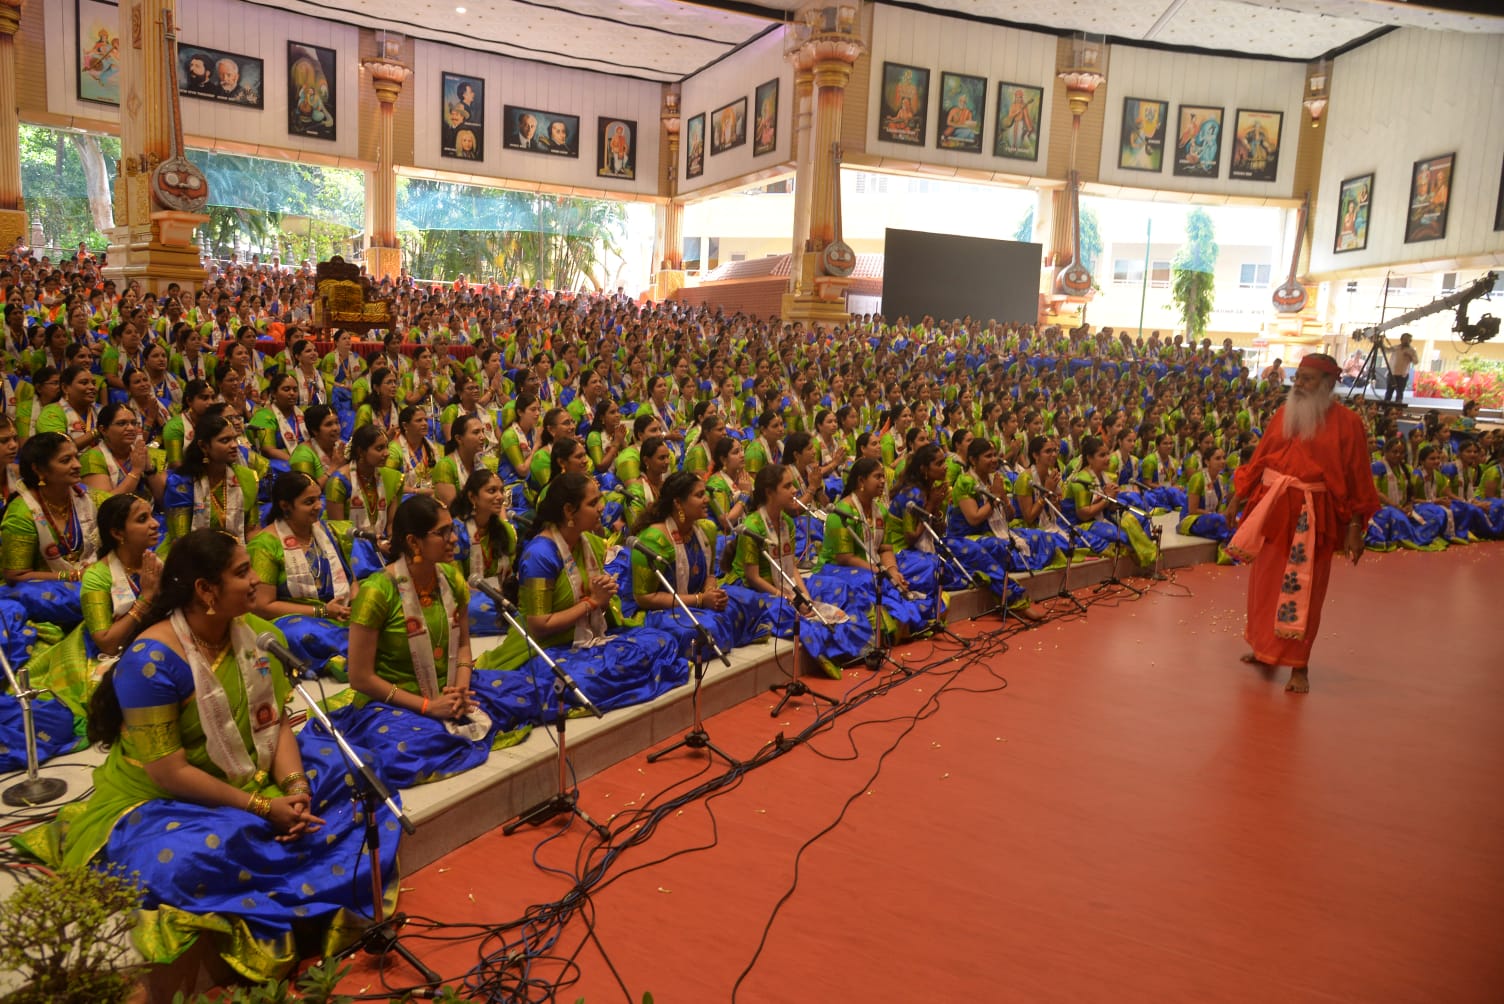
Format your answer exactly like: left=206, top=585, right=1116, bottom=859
left=787, top=57, right=815, bottom=294
left=781, top=26, right=864, bottom=327
left=105, top=1, right=207, bottom=294
left=0, top=0, right=25, bottom=249
left=362, top=53, right=410, bottom=282
left=653, top=88, right=686, bottom=300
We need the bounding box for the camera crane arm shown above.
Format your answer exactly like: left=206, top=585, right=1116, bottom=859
left=1352, top=270, right=1497, bottom=343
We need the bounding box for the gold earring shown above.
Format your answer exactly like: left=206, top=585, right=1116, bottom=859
left=412, top=551, right=423, bottom=565
left=38, top=476, right=46, bottom=487
left=205, top=599, right=216, bottom=617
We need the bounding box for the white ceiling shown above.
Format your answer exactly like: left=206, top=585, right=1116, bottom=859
left=249, top=0, right=1504, bottom=82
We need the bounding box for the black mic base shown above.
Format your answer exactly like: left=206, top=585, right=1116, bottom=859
left=768, top=677, right=839, bottom=716
left=2, top=775, right=67, bottom=807
left=332, top=912, right=443, bottom=993
left=647, top=727, right=742, bottom=768
left=502, top=790, right=611, bottom=842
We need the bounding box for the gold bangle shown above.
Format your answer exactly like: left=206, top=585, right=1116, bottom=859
left=384, top=683, right=399, bottom=703
left=279, top=771, right=306, bottom=790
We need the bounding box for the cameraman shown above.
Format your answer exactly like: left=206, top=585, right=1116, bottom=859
left=1384, top=331, right=1419, bottom=404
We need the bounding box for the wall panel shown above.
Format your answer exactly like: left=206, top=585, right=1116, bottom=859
left=1309, top=28, right=1504, bottom=276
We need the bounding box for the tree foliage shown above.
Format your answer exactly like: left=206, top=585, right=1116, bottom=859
left=1172, top=207, right=1218, bottom=337
left=20, top=125, right=121, bottom=250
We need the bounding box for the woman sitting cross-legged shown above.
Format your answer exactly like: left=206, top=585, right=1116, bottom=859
left=819, top=456, right=945, bottom=641
left=728, top=464, right=869, bottom=678
left=1365, top=437, right=1446, bottom=552
left=623, top=470, right=770, bottom=658
left=942, top=439, right=1046, bottom=620
left=477, top=472, right=685, bottom=718
left=163, top=410, right=262, bottom=547
left=330, top=496, right=525, bottom=788
left=248, top=472, right=358, bottom=679
left=16, top=530, right=400, bottom=984
left=1063, top=436, right=1159, bottom=568
left=450, top=468, right=519, bottom=637
left=25, top=494, right=161, bottom=735
left=1178, top=444, right=1235, bottom=550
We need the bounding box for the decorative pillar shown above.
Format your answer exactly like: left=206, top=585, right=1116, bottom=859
left=654, top=87, right=686, bottom=301
left=781, top=4, right=864, bottom=327
left=787, top=53, right=815, bottom=293
left=105, top=1, right=208, bottom=295
left=362, top=33, right=410, bottom=282
left=1046, top=34, right=1105, bottom=322
left=0, top=0, right=25, bottom=249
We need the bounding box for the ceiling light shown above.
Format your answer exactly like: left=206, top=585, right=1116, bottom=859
left=455, top=6, right=466, bottom=12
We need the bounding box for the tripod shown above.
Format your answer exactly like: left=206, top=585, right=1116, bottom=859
left=475, top=583, right=612, bottom=841
left=754, top=532, right=839, bottom=715
left=1032, top=486, right=1090, bottom=614
left=1086, top=488, right=1147, bottom=597
left=1346, top=332, right=1391, bottom=406
left=644, top=559, right=741, bottom=769
left=913, top=517, right=984, bottom=640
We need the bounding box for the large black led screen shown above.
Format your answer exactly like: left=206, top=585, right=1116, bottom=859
left=881, top=228, right=1041, bottom=325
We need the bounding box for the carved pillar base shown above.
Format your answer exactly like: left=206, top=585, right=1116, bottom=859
left=781, top=271, right=851, bottom=327
left=103, top=204, right=207, bottom=296
left=366, top=245, right=402, bottom=282
left=0, top=207, right=26, bottom=250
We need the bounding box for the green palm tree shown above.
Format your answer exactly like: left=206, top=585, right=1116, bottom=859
left=1172, top=208, right=1218, bottom=338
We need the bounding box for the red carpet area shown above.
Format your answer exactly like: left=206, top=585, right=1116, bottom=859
left=339, top=545, right=1504, bottom=1003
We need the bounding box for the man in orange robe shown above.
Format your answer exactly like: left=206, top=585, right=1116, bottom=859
left=1227, top=354, right=1382, bottom=693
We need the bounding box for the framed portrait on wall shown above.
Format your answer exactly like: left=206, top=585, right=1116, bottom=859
left=878, top=62, right=928, bottom=147
left=1228, top=108, right=1282, bottom=182
left=1172, top=105, right=1222, bottom=178
left=1333, top=173, right=1374, bottom=253
left=179, top=43, right=264, bottom=108
left=1405, top=153, right=1454, bottom=243
left=597, top=117, right=637, bottom=180
left=753, top=79, right=779, bottom=157
left=505, top=105, right=579, bottom=158
left=686, top=113, right=705, bottom=178
left=993, top=82, right=1041, bottom=161
left=1496, top=157, right=1504, bottom=232
left=710, top=97, right=747, bottom=155
left=937, top=71, right=985, bottom=153
left=76, top=0, right=120, bottom=106
left=441, top=73, right=484, bottom=160
left=287, top=42, right=336, bottom=141
left=1118, top=97, right=1167, bottom=172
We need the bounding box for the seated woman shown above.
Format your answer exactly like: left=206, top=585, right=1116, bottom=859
left=440, top=373, right=500, bottom=458
left=1412, top=444, right=1466, bottom=545
left=354, top=366, right=402, bottom=441
left=35, top=363, right=100, bottom=454
left=782, top=431, right=828, bottom=562
left=330, top=423, right=403, bottom=577
left=705, top=436, right=753, bottom=536
left=497, top=392, right=542, bottom=515
left=79, top=401, right=165, bottom=503
left=1178, top=444, right=1235, bottom=548
left=624, top=435, right=673, bottom=531
left=321, top=329, right=366, bottom=436
left=478, top=472, right=685, bottom=717
left=122, top=364, right=170, bottom=452
left=433, top=414, right=497, bottom=510
left=247, top=371, right=307, bottom=488
left=162, top=378, right=216, bottom=470
left=163, top=412, right=261, bottom=547
left=1449, top=437, right=1503, bottom=540
left=585, top=398, right=628, bottom=493
left=333, top=496, right=518, bottom=788
left=1139, top=431, right=1187, bottom=513
left=18, top=529, right=399, bottom=984
left=289, top=404, right=348, bottom=519
left=528, top=406, right=575, bottom=500
left=386, top=403, right=440, bottom=501
left=942, top=439, right=1045, bottom=618
left=625, top=471, right=768, bottom=656
left=25, top=494, right=159, bottom=731
left=450, top=468, right=518, bottom=637
left=819, top=457, right=942, bottom=642
left=1366, top=438, right=1445, bottom=552
left=1008, top=435, right=1075, bottom=570
left=1, top=432, right=110, bottom=629
left=248, top=473, right=357, bottom=680
left=1107, top=428, right=1152, bottom=515
left=728, top=465, right=867, bottom=678
left=1063, top=436, right=1159, bottom=568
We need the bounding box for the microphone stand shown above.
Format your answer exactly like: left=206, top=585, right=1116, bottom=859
left=282, top=655, right=437, bottom=991
left=473, top=582, right=611, bottom=841
left=1032, top=486, right=1090, bottom=614
left=910, top=515, right=980, bottom=643
left=1086, top=487, right=1147, bottom=597
left=0, top=647, right=68, bottom=806
left=751, top=532, right=839, bottom=716
left=641, top=556, right=741, bottom=769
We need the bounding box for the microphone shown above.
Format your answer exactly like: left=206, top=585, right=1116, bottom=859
left=472, top=579, right=603, bottom=717
left=351, top=528, right=381, bottom=543
left=737, top=526, right=768, bottom=546
left=904, top=500, right=934, bottom=521
left=623, top=534, right=670, bottom=567
left=975, top=485, right=1003, bottom=505
left=256, top=631, right=315, bottom=678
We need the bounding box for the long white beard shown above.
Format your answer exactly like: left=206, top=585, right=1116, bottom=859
left=1282, top=384, right=1334, bottom=441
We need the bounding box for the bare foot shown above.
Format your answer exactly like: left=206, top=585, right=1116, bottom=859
left=1240, top=652, right=1271, bottom=667
left=1285, top=668, right=1310, bottom=694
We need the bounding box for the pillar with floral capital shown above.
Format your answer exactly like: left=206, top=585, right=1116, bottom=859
left=103, top=0, right=208, bottom=294
left=363, top=44, right=411, bottom=283
left=787, top=54, right=815, bottom=294
left=653, top=87, right=686, bottom=301
left=0, top=0, right=26, bottom=250
left=781, top=9, right=864, bottom=327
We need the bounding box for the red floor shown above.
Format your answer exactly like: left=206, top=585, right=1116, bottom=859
left=339, top=545, right=1504, bottom=1003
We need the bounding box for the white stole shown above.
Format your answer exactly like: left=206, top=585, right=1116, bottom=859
left=388, top=557, right=488, bottom=740
left=662, top=515, right=710, bottom=593
left=349, top=467, right=389, bottom=533
left=274, top=519, right=351, bottom=604
left=169, top=610, right=279, bottom=787
left=105, top=553, right=139, bottom=616
left=17, top=486, right=99, bottom=572
left=194, top=471, right=245, bottom=539
left=547, top=529, right=607, bottom=647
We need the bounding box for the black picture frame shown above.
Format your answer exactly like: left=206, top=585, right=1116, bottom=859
left=597, top=117, right=637, bottom=180
left=1228, top=108, right=1283, bottom=182
left=878, top=61, right=928, bottom=147
left=1493, top=156, right=1504, bottom=232
left=937, top=71, right=986, bottom=154
left=287, top=42, right=336, bottom=141
left=1118, top=96, right=1168, bottom=172
left=753, top=79, right=779, bottom=157
left=504, top=104, right=580, bottom=158
left=1404, top=152, right=1454, bottom=244
left=1171, top=104, right=1223, bottom=179
left=76, top=0, right=120, bottom=107
left=685, top=113, right=705, bottom=178
left=710, top=97, right=747, bottom=155
left=1333, top=172, right=1374, bottom=254
left=441, top=72, right=484, bottom=161
left=993, top=81, right=1042, bottom=162
left=179, top=43, right=265, bottom=109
